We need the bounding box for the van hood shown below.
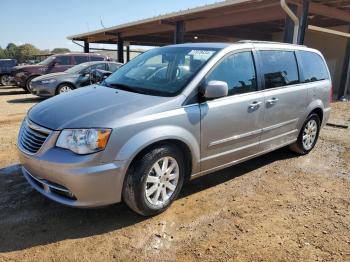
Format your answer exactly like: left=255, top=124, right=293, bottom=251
left=13, top=64, right=44, bottom=72
left=28, top=85, right=176, bottom=130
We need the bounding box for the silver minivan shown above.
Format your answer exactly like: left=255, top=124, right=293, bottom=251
left=18, top=42, right=332, bottom=216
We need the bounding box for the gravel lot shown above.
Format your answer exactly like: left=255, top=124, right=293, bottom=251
left=0, top=85, right=349, bottom=261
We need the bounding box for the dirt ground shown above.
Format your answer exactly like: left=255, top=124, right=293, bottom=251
left=0, top=85, right=349, bottom=261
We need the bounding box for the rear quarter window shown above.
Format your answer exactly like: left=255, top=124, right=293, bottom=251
left=298, top=51, right=329, bottom=82
left=90, top=56, right=105, bottom=61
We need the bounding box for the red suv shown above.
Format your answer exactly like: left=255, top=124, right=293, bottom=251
left=12, top=53, right=108, bottom=92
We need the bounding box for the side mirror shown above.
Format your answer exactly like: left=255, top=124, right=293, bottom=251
left=202, top=80, right=228, bottom=99
left=50, top=61, right=58, bottom=67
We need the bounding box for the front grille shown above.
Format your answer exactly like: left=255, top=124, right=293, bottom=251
left=19, top=119, right=51, bottom=154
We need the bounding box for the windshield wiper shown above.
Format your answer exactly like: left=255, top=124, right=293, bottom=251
left=105, top=83, right=152, bottom=95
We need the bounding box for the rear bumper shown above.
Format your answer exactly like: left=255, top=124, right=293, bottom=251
left=322, top=107, right=331, bottom=127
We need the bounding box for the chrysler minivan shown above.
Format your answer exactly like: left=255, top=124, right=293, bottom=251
left=18, top=42, right=331, bottom=216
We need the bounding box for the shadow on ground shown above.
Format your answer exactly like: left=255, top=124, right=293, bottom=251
left=0, top=147, right=296, bottom=252
left=7, top=97, right=45, bottom=104
left=0, top=90, right=28, bottom=96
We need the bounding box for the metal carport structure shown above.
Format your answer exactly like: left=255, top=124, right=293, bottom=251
left=68, top=0, right=350, bottom=98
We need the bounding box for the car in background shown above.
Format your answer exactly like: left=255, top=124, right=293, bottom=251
left=0, top=59, right=17, bottom=85
left=12, top=53, right=108, bottom=92
left=30, top=61, right=122, bottom=97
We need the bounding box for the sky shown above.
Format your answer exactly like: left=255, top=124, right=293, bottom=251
left=0, top=0, right=220, bottom=52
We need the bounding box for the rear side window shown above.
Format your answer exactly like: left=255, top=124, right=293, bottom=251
left=91, top=63, right=107, bottom=70
left=260, top=50, right=299, bottom=89
left=108, top=63, right=121, bottom=72
left=298, top=51, right=329, bottom=82
left=55, top=56, right=71, bottom=65
left=74, top=56, right=89, bottom=64
left=90, top=56, right=105, bottom=61
left=206, top=51, right=257, bottom=96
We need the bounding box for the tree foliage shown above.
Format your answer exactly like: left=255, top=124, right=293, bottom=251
left=0, top=43, right=70, bottom=63
left=52, top=48, right=70, bottom=54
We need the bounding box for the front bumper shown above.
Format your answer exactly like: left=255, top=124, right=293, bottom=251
left=30, top=81, right=56, bottom=97
left=13, top=71, right=29, bottom=87
left=18, top=121, right=126, bottom=208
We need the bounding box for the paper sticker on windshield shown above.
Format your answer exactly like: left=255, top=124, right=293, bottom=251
left=189, top=50, right=214, bottom=55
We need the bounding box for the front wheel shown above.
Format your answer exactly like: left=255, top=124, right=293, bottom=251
left=0, top=74, right=11, bottom=86
left=289, top=113, right=321, bottom=154
left=56, top=83, right=74, bottom=95
left=24, top=75, right=37, bottom=93
left=123, top=145, right=185, bottom=216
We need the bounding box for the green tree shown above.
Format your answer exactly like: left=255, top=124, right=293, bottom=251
left=5, top=43, right=18, bottom=59
left=16, top=44, right=41, bottom=63
left=0, top=46, right=6, bottom=59
left=52, top=48, right=70, bottom=54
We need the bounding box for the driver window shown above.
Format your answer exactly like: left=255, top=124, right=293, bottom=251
left=206, top=51, right=257, bottom=96
left=55, top=56, right=71, bottom=65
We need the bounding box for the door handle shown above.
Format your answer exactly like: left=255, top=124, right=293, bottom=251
left=266, top=98, right=279, bottom=105
left=248, top=101, right=262, bottom=109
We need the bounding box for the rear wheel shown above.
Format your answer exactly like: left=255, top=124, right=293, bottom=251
left=289, top=113, right=320, bottom=155
left=123, top=145, right=185, bottom=216
left=56, top=83, right=74, bottom=95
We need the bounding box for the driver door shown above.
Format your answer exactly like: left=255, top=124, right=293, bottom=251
left=200, top=51, right=264, bottom=172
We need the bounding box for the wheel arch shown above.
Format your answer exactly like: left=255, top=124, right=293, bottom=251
left=56, top=82, right=76, bottom=94
left=116, top=126, right=200, bottom=183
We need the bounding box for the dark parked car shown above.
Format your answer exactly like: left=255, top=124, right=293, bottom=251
left=30, top=61, right=122, bottom=97
left=0, top=59, right=17, bottom=85
left=12, top=53, right=108, bottom=92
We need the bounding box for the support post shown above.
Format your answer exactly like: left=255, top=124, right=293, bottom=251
left=339, top=33, right=350, bottom=99
left=174, top=21, right=185, bottom=44
left=126, top=45, right=130, bottom=62
left=117, top=33, right=124, bottom=63
left=84, top=41, right=89, bottom=53
left=298, top=0, right=309, bottom=45
left=283, top=4, right=298, bottom=44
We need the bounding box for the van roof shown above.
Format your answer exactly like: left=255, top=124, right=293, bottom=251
left=54, top=53, right=105, bottom=57
left=167, top=41, right=308, bottom=50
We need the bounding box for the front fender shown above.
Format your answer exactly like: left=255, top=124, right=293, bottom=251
left=115, top=125, right=200, bottom=174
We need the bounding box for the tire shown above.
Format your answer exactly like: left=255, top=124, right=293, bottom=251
left=289, top=113, right=321, bottom=155
left=123, top=144, right=185, bottom=216
left=0, top=74, right=10, bottom=86
left=56, top=83, right=74, bottom=95
left=24, top=75, right=38, bottom=93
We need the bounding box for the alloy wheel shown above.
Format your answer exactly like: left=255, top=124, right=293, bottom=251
left=145, top=156, right=179, bottom=206
left=302, top=119, right=318, bottom=150
left=59, top=85, right=73, bottom=94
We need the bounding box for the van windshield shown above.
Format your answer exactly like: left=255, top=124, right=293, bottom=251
left=104, top=46, right=219, bottom=96
left=38, top=56, right=56, bottom=65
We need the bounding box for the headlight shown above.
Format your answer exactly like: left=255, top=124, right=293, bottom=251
left=41, top=79, right=56, bottom=84
left=56, top=129, right=112, bottom=154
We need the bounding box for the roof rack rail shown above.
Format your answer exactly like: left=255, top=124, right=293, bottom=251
left=237, top=40, right=306, bottom=47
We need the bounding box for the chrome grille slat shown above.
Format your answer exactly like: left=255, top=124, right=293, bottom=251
left=23, top=124, right=47, bottom=139
left=20, top=135, right=38, bottom=150
left=19, top=119, right=51, bottom=154
left=22, top=128, right=46, bottom=144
